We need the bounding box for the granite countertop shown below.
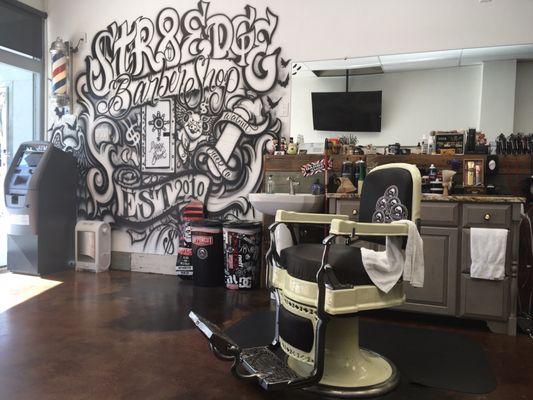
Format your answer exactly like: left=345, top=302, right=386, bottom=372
left=327, top=192, right=526, bottom=203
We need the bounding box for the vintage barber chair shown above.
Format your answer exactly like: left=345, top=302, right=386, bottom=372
left=189, top=163, right=422, bottom=397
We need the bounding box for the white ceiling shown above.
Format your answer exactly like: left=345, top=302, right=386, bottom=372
left=294, top=43, right=533, bottom=76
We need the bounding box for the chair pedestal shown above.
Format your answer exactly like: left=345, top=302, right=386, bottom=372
left=287, top=316, right=399, bottom=398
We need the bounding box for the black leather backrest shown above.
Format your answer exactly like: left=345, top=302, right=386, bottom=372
left=359, top=167, right=414, bottom=245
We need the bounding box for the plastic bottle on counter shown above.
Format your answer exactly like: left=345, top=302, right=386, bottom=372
left=475, top=164, right=482, bottom=186
left=429, top=164, right=437, bottom=181
left=428, top=134, right=435, bottom=155
left=311, top=179, right=324, bottom=195
left=280, top=137, right=287, bottom=154
left=421, top=134, right=428, bottom=154
left=287, top=137, right=298, bottom=155
left=324, top=138, right=331, bottom=156
left=266, top=175, right=275, bottom=194
left=466, top=161, right=475, bottom=186
left=356, top=160, right=366, bottom=194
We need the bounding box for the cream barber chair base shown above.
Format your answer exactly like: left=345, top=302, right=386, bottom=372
left=189, top=163, right=421, bottom=398
left=291, top=318, right=400, bottom=398
left=275, top=265, right=404, bottom=397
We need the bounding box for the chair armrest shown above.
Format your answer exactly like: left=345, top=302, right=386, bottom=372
left=329, top=219, right=409, bottom=237
left=275, top=210, right=349, bottom=225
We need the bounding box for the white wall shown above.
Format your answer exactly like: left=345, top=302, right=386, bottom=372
left=46, top=0, right=533, bottom=65
left=514, top=61, right=533, bottom=133
left=478, top=60, right=517, bottom=139
left=291, top=66, right=482, bottom=146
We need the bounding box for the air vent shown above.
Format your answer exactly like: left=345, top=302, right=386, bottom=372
left=312, top=66, right=383, bottom=77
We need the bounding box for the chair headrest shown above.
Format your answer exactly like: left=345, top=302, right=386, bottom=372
left=358, top=163, right=421, bottom=245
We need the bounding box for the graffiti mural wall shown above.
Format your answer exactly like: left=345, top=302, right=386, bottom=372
left=49, top=1, right=288, bottom=254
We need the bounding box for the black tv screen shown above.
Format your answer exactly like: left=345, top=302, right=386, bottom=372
left=311, top=91, right=382, bottom=132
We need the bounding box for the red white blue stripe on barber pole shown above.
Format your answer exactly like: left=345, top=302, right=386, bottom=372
left=52, top=51, right=67, bottom=95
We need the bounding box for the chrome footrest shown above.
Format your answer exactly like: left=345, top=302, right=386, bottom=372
left=189, top=310, right=302, bottom=391
left=189, top=311, right=241, bottom=359
left=240, top=347, right=300, bottom=390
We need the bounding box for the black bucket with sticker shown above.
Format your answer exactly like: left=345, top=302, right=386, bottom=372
left=176, top=200, right=206, bottom=280
left=190, top=220, right=224, bottom=287
left=223, top=221, right=262, bottom=290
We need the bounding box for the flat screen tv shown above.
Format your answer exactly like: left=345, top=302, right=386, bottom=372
left=311, top=91, right=382, bottom=132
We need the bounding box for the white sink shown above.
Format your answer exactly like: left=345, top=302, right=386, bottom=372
left=248, top=193, right=325, bottom=216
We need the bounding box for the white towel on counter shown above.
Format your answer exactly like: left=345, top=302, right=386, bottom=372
left=360, top=220, right=425, bottom=293
left=470, top=228, right=507, bottom=280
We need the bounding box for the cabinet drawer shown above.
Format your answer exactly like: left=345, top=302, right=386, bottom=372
left=459, top=274, right=510, bottom=321
left=461, top=228, right=511, bottom=274
left=420, top=202, right=459, bottom=226
left=336, top=200, right=360, bottom=221
left=462, top=204, right=511, bottom=228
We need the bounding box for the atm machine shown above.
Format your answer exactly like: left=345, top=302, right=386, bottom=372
left=4, top=141, right=77, bottom=275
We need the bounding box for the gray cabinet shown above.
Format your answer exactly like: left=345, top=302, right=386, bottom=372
left=459, top=203, right=518, bottom=334
left=399, top=226, right=458, bottom=316
left=328, top=197, right=522, bottom=335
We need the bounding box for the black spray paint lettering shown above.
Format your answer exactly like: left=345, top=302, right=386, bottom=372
left=96, top=57, right=241, bottom=118
left=86, top=2, right=278, bottom=101
left=118, top=175, right=209, bottom=223
left=150, top=141, right=167, bottom=165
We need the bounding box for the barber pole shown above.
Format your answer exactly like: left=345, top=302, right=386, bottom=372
left=49, top=37, right=70, bottom=106
left=52, top=51, right=67, bottom=95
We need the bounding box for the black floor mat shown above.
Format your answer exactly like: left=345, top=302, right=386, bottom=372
left=225, top=309, right=496, bottom=395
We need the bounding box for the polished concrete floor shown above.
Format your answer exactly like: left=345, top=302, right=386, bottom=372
left=0, top=270, right=532, bottom=400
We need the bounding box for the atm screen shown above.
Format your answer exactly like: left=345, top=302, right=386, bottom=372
left=18, top=151, right=43, bottom=168
left=14, top=175, right=29, bottom=186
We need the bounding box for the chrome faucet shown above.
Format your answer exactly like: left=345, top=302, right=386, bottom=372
left=287, top=176, right=300, bottom=195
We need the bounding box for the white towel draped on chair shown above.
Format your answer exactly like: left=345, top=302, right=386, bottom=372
left=361, top=220, right=424, bottom=293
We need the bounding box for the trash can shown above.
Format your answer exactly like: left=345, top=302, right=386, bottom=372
left=190, top=220, right=224, bottom=287
left=75, top=220, right=111, bottom=273
left=176, top=200, right=205, bottom=279
left=223, top=221, right=262, bottom=290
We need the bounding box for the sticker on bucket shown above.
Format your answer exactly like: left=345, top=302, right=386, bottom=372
left=196, top=247, right=208, bottom=260
left=193, top=235, right=214, bottom=246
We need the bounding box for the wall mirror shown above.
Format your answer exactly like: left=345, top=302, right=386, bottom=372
left=290, top=43, right=533, bottom=149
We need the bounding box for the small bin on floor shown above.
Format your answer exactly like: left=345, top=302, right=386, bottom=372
left=223, top=221, right=262, bottom=290
left=75, top=221, right=111, bottom=272
left=176, top=200, right=206, bottom=280
left=190, top=220, right=224, bottom=287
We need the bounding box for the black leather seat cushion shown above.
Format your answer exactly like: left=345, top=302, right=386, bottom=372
left=280, top=244, right=373, bottom=285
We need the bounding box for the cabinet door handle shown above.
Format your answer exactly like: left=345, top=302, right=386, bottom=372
left=483, top=213, right=491, bottom=221
left=352, top=209, right=358, bottom=216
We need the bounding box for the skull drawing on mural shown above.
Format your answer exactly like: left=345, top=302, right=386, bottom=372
left=175, top=104, right=216, bottom=168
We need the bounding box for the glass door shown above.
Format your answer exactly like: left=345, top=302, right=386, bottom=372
left=0, top=57, right=42, bottom=268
